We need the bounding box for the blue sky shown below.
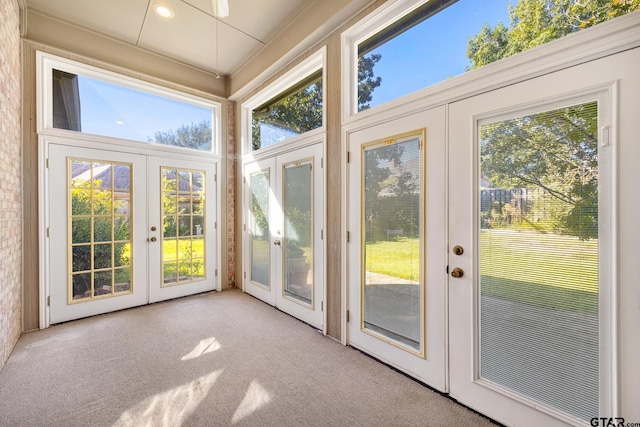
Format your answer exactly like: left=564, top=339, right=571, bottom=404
left=366, top=0, right=512, bottom=108
left=77, top=76, right=212, bottom=143
left=72, top=1, right=513, bottom=141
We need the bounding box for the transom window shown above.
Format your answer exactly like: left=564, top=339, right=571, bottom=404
left=251, top=70, right=322, bottom=151
left=243, top=49, right=325, bottom=154
left=345, top=0, right=639, bottom=115
left=39, top=52, right=221, bottom=153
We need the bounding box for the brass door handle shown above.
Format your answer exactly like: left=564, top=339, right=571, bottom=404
left=150, top=236, right=157, bottom=242
left=451, top=267, right=464, bottom=278
left=452, top=245, right=464, bottom=255
left=273, top=240, right=281, bottom=246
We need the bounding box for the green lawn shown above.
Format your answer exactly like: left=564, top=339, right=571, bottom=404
left=365, top=231, right=598, bottom=314
left=365, top=238, right=420, bottom=281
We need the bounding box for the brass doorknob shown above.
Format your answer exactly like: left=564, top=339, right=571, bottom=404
left=273, top=240, right=281, bottom=246
left=150, top=226, right=157, bottom=231
left=452, top=245, right=464, bottom=255
left=451, top=267, right=464, bottom=278
left=150, top=236, right=157, bottom=242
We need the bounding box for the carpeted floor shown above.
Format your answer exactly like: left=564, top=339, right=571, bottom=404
left=0, top=290, right=497, bottom=426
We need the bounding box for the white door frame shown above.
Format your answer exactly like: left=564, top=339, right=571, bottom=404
left=39, top=132, right=223, bottom=328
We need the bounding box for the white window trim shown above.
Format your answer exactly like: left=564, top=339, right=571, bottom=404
left=241, top=47, right=326, bottom=159
left=36, top=51, right=223, bottom=156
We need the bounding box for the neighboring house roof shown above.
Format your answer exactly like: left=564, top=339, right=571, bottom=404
left=71, top=163, right=202, bottom=192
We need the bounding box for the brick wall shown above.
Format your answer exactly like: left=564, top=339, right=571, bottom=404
left=226, top=102, right=236, bottom=288
left=0, top=0, right=22, bottom=371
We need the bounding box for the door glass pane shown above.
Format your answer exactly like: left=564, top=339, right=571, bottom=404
left=479, top=101, right=598, bottom=421
left=249, top=171, right=271, bottom=288
left=283, top=162, right=313, bottom=304
left=69, top=159, right=133, bottom=302
left=362, top=135, right=422, bottom=353
left=161, top=168, right=206, bottom=286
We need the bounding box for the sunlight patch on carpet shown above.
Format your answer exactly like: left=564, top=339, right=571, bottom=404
left=113, top=370, right=222, bottom=427
left=231, top=380, right=272, bottom=424
left=181, top=337, right=222, bottom=361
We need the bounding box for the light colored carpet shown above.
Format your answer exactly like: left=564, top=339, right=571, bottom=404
left=0, top=290, right=496, bottom=427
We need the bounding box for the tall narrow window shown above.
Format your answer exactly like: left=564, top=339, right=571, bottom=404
left=69, top=159, right=133, bottom=302
left=362, top=133, right=423, bottom=353
left=479, top=101, right=599, bottom=421
left=283, top=160, right=314, bottom=305
left=249, top=170, right=271, bottom=288
left=161, top=168, right=206, bottom=286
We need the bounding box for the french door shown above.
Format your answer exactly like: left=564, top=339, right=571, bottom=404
left=346, top=107, right=447, bottom=390
left=347, top=53, right=623, bottom=425
left=243, top=143, right=324, bottom=329
left=48, top=144, right=217, bottom=324
left=448, top=59, right=616, bottom=426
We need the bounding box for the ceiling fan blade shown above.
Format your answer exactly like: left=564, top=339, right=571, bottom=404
left=212, top=0, right=229, bottom=18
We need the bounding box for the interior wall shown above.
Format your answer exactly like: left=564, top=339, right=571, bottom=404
left=20, top=40, right=232, bottom=331
left=24, top=9, right=227, bottom=98
left=234, top=0, right=386, bottom=340
left=0, top=0, right=23, bottom=370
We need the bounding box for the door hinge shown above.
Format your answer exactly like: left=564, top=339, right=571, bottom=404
left=244, top=272, right=246, bottom=279
left=446, top=265, right=449, bottom=274
left=215, top=269, right=218, bottom=277
left=320, top=229, right=323, bottom=240
left=321, top=301, right=323, bottom=312
left=243, top=176, right=246, bottom=183
left=346, top=310, right=350, bottom=322
left=347, top=151, right=351, bottom=163
left=214, top=221, right=217, bottom=230
left=243, top=224, right=246, bottom=231
left=46, top=227, right=50, bottom=238
left=347, top=231, right=350, bottom=243
left=47, top=296, right=50, bottom=306
left=321, top=158, right=324, bottom=168
left=45, top=158, right=49, bottom=168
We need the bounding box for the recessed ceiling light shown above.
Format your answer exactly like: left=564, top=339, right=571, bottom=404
left=154, top=4, right=174, bottom=19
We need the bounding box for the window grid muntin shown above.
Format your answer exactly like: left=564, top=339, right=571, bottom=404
left=161, top=167, right=206, bottom=287
left=68, top=158, right=133, bottom=303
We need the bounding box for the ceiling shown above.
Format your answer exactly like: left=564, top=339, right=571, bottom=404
left=24, top=0, right=314, bottom=77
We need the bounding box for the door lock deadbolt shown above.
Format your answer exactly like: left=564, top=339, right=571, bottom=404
left=452, top=245, right=464, bottom=255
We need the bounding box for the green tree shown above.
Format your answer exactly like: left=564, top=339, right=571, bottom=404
left=358, top=53, right=383, bottom=111
left=252, top=54, right=382, bottom=149
left=468, top=0, right=637, bottom=239
left=152, top=120, right=212, bottom=151
left=467, top=0, right=640, bottom=69
left=71, top=179, right=130, bottom=295
left=481, top=102, right=599, bottom=239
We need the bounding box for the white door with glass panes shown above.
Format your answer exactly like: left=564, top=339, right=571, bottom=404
left=448, top=57, right=621, bottom=426
left=347, top=107, right=447, bottom=391
left=243, top=143, right=324, bottom=329
left=48, top=144, right=217, bottom=324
